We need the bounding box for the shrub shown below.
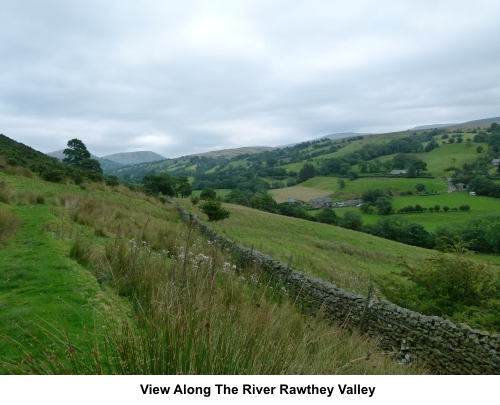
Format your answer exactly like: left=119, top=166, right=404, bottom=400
left=396, top=247, right=497, bottom=316
left=199, top=200, right=230, bottom=222
left=190, top=195, right=200, bottom=205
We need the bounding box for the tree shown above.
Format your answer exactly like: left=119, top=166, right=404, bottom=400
left=415, top=183, right=426, bottom=193
left=199, top=200, right=230, bottom=222
left=62, top=138, right=102, bottom=176
left=80, top=158, right=103, bottom=175
left=142, top=173, right=176, bottom=196
left=476, top=146, right=484, bottom=153
left=200, top=187, right=217, bottom=200
left=297, top=163, right=315, bottom=183
left=316, top=208, right=337, bottom=225
left=412, top=160, right=427, bottom=176
left=175, top=176, right=192, bottom=198
left=406, top=165, right=417, bottom=178
left=341, top=211, right=363, bottom=231
left=375, top=197, right=393, bottom=215
left=63, top=139, right=91, bottom=167
left=337, top=179, right=346, bottom=189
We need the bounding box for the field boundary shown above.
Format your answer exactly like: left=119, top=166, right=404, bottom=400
left=178, top=205, right=499, bottom=374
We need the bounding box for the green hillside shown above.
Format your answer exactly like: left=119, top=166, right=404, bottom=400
left=1, top=159, right=424, bottom=374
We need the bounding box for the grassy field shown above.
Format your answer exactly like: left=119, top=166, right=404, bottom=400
left=269, top=186, right=332, bottom=203
left=421, top=142, right=488, bottom=177
left=294, top=176, right=448, bottom=199
left=181, top=200, right=440, bottom=297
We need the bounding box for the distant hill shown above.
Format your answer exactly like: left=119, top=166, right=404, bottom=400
left=47, top=150, right=123, bottom=172
left=183, top=146, right=274, bottom=159
left=458, top=116, right=500, bottom=126
left=277, top=132, right=367, bottom=148
left=411, top=123, right=458, bottom=130
left=411, top=116, right=500, bottom=131
left=103, top=151, right=165, bottom=165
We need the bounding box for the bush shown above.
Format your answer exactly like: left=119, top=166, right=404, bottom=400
left=199, top=200, right=230, bottom=222
left=396, top=247, right=497, bottom=315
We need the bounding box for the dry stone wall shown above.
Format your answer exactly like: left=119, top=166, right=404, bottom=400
left=178, top=206, right=500, bottom=374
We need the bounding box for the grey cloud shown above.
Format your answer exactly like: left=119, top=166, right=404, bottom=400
left=1, top=0, right=499, bottom=158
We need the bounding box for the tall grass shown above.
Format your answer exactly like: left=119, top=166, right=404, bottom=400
left=0, top=180, right=15, bottom=204
left=0, top=206, right=19, bottom=245
left=9, top=229, right=425, bottom=374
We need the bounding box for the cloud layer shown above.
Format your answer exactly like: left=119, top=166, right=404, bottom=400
left=1, top=0, right=499, bottom=157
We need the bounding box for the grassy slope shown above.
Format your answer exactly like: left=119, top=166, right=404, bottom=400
left=422, top=142, right=488, bottom=177
left=182, top=200, right=435, bottom=297
left=0, top=172, right=424, bottom=375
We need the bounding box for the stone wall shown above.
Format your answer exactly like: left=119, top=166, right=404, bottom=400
left=178, top=206, right=500, bottom=374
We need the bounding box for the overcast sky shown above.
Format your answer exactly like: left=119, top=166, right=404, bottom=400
left=1, top=0, right=499, bottom=158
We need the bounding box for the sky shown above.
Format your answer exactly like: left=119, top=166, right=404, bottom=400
left=1, top=0, right=499, bottom=158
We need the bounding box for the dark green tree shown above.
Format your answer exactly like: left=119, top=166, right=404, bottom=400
left=175, top=176, right=192, bottom=198
left=412, top=160, right=427, bottom=176
left=375, top=197, right=393, bottom=215
left=415, top=183, right=426, bottom=193
left=63, top=139, right=91, bottom=166
left=142, top=173, right=176, bottom=196
left=341, top=211, right=363, bottom=231
left=297, top=163, right=315, bottom=183
left=62, top=138, right=102, bottom=177
left=316, top=208, right=337, bottom=225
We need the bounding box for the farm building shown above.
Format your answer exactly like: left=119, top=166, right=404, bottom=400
left=346, top=199, right=364, bottom=206
left=455, top=183, right=468, bottom=190
left=390, top=169, right=406, bottom=175
left=285, top=198, right=304, bottom=205
left=310, top=197, right=333, bottom=209
left=492, top=159, right=500, bottom=167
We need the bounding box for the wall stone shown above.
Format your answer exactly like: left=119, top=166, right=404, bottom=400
left=178, top=205, right=499, bottom=374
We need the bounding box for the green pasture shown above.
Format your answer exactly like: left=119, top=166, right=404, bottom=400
left=421, top=142, right=487, bottom=177
left=298, top=176, right=448, bottom=199
left=387, top=192, right=500, bottom=230
left=181, top=200, right=437, bottom=297
left=269, top=185, right=332, bottom=203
